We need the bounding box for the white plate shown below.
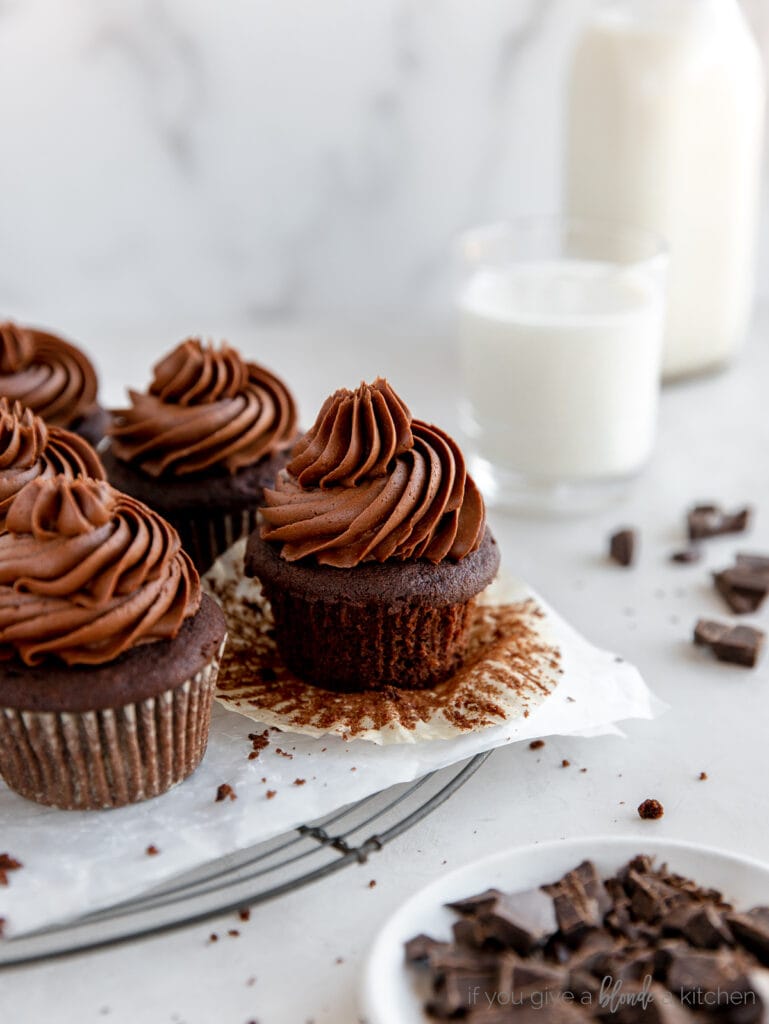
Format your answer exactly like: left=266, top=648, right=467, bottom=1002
left=361, top=836, right=769, bottom=1024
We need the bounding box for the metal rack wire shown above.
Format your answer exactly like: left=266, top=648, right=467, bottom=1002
left=0, top=751, right=490, bottom=968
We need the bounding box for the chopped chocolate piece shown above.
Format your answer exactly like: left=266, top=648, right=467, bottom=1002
left=479, top=888, right=558, bottom=954
left=687, top=504, right=751, bottom=541
left=682, top=905, right=734, bottom=949
left=727, top=908, right=769, bottom=965
left=665, top=948, right=753, bottom=997
left=638, top=799, right=664, bottom=820
left=215, top=783, right=236, bottom=802
left=427, top=965, right=497, bottom=1018
left=552, top=887, right=601, bottom=942
left=670, top=548, right=702, bottom=564
left=713, top=565, right=769, bottom=614
left=428, top=944, right=499, bottom=976
left=736, top=553, right=769, bottom=572
left=610, top=528, right=637, bottom=567
left=404, top=933, right=446, bottom=964
left=694, top=618, right=729, bottom=646
left=713, top=624, right=766, bottom=667
left=452, top=916, right=487, bottom=950
left=496, top=954, right=566, bottom=1002
left=446, top=888, right=503, bottom=917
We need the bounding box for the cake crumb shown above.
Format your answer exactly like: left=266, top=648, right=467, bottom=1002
left=368, top=879, right=377, bottom=889
left=227, top=929, right=240, bottom=938
left=699, top=771, right=708, bottom=781
left=293, top=778, right=306, bottom=786
left=247, top=730, right=270, bottom=759
left=215, top=783, right=237, bottom=802
left=561, top=759, right=571, bottom=768
left=238, top=908, right=251, bottom=922
left=266, top=790, right=277, bottom=800
left=245, top=977, right=256, bottom=987
left=638, top=798, right=664, bottom=820
left=275, top=748, right=294, bottom=759
left=529, top=740, right=545, bottom=750
left=145, top=845, right=160, bottom=856
left=208, top=933, right=219, bottom=943
left=580, top=768, right=588, bottom=773
left=0, top=853, right=23, bottom=886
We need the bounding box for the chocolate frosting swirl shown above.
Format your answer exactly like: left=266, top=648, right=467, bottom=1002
left=0, top=399, right=105, bottom=529
left=0, top=476, right=200, bottom=666
left=0, top=322, right=99, bottom=428
left=260, top=379, right=486, bottom=567
left=109, top=338, right=298, bottom=477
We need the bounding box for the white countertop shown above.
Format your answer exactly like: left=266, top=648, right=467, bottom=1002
left=2, top=314, right=769, bottom=1024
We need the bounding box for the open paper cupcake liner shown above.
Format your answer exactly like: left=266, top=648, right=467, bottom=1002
left=0, top=639, right=226, bottom=810
left=205, top=540, right=563, bottom=744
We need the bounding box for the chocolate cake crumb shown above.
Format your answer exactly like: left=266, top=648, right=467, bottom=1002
left=145, top=845, right=160, bottom=856
left=0, top=853, right=23, bottom=886
left=266, top=790, right=277, bottom=799
left=215, top=783, right=237, bottom=802
left=238, top=908, right=251, bottom=922
left=609, top=527, right=637, bottom=566
left=699, top=771, right=708, bottom=780
left=369, top=880, right=377, bottom=889
left=227, top=929, right=240, bottom=938
left=293, top=778, right=306, bottom=786
left=247, top=729, right=270, bottom=759
left=561, top=759, right=570, bottom=768
left=208, top=933, right=219, bottom=943
left=275, top=748, right=294, bottom=759
left=580, top=767, right=587, bottom=773
left=638, top=798, right=664, bottom=820
left=529, top=739, right=545, bottom=750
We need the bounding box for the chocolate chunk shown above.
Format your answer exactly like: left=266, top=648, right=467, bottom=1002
left=427, top=965, right=497, bottom=1019
left=736, top=553, right=769, bottom=572
left=727, top=907, right=769, bottom=965
left=713, top=566, right=769, bottom=614
left=693, top=619, right=765, bottom=667
left=638, top=799, right=664, bottom=820
left=446, top=887, right=503, bottom=916
left=687, top=504, right=751, bottom=541
left=428, top=944, right=499, bottom=976
left=496, top=954, right=566, bottom=1002
left=478, top=888, right=558, bottom=953
left=610, top=528, right=637, bottom=567
left=670, top=548, right=702, bottom=564
left=665, top=949, right=756, bottom=1007
left=404, top=933, right=446, bottom=964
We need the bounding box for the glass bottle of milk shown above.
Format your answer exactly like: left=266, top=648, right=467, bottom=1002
left=565, top=0, right=765, bottom=380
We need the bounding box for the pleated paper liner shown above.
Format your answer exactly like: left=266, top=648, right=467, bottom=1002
left=205, top=540, right=562, bottom=745
left=0, top=640, right=226, bottom=810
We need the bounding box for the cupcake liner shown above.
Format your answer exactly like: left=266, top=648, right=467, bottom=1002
left=265, top=586, right=475, bottom=691
left=171, top=508, right=259, bottom=575
left=0, top=639, right=226, bottom=810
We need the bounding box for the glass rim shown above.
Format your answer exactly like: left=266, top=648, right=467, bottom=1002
left=455, top=215, right=669, bottom=266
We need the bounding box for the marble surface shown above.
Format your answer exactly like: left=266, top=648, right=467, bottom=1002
left=0, top=0, right=766, bottom=332
left=2, top=312, right=769, bottom=1023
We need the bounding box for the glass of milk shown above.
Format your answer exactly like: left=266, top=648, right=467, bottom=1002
left=456, top=218, right=668, bottom=514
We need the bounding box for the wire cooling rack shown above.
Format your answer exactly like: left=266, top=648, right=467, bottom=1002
left=0, top=751, right=490, bottom=968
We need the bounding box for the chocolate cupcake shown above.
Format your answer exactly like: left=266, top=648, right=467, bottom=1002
left=245, top=378, right=500, bottom=691
left=0, top=398, right=105, bottom=529
left=0, top=321, right=108, bottom=446
left=103, top=338, right=298, bottom=573
left=0, top=476, right=227, bottom=809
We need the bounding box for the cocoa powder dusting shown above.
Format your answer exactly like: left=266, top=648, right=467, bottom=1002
left=208, top=570, right=562, bottom=740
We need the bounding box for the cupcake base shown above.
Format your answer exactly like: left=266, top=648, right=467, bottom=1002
left=0, top=595, right=227, bottom=809
left=101, top=447, right=292, bottom=573
left=244, top=529, right=501, bottom=692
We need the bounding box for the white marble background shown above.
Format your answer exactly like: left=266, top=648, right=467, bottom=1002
left=0, top=0, right=767, bottom=336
